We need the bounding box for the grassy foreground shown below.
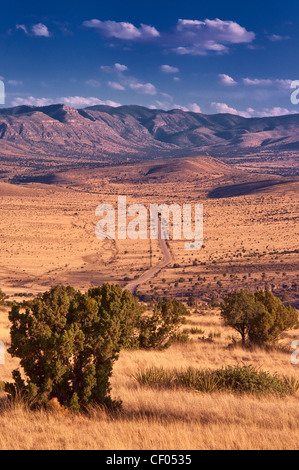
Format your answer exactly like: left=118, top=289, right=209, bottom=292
left=1, top=305, right=299, bottom=450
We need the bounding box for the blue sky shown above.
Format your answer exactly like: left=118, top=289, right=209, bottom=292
left=0, top=0, right=299, bottom=116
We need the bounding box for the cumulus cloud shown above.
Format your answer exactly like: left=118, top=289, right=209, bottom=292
left=160, top=65, right=179, bottom=73
left=31, top=23, right=50, bottom=37
left=166, top=103, right=201, bottom=112
left=108, top=81, right=125, bottom=90
left=128, top=81, right=157, bottom=95
left=100, top=63, right=128, bottom=73
left=15, top=23, right=50, bottom=37
left=83, top=17, right=255, bottom=55
left=11, top=96, right=53, bottom=107
left=83, top=19, right=159, bottom=40
left=219, top=74, right=237, bottom=86
left=173, top=104, right=189, bottom=112
left=174, top=42, right=228, bottom=55
left=188, top=103, right=202, bottom=113
left=170, top=18, right=255, bottom=55
left=114, top=63, right=128, bottom=72
left=211, top=102, right=251, bottom=117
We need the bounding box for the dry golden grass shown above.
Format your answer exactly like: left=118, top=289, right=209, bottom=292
left=1, top=306, right=299, bottom=450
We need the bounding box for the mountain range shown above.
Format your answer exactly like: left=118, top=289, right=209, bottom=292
left=0, top=103, right=298, bottom=166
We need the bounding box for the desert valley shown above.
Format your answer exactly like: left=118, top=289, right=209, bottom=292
left=0, top=103, right=299, bottom=450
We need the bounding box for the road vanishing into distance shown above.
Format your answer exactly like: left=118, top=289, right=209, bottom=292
left=125, top=215, right=173, bottom=295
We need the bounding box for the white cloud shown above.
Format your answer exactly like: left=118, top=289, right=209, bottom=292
left=32, top=23, right=50, bottom=37
left=211, top=102, right=296, bottom=118
left=129, top=82, right=157, bottom=95
left=59, top=96, right=121, bottom=108
left=7, top=80, right=23, bottom=86
left=16, top=24, right=28, bottom=34
left=170, top=103, right=201, bottom=112
left=83, top=17, right=254, bottom=55
left=254, top=107, right=296, bottom=117
left=268, top=34, right=290, bottom=42
left=211, top=102, right=251, bottom=117
left=188, top=103, right=202, bottom=113
left=83, top=19, right=159, bottom=40
left=243, top=78, right=292, bottom=89
left=114, top=63, right=128, bottom=72
left=100, top=63, right=128, bottom=73
left=11, top=96, right=121, bottom=109
left=108, top=81, right=125, bottom=90
left=85, top=79, right=101, bottom=88
left=11, top=96, right=53, bottom=107
left=171, top=18, right=255, bottom=55
left=160, top=65, right=179, bottom=73
left=174, top=42, right=228, bottom=56
left=219, top=74, right=237, bottom=86
left=176, top=18, right=254, bottom=43
left=173, top=104, right=189, bottom=112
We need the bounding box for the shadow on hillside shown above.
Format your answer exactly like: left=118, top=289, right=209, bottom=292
left=11, top=173, right=59, bottom=184
left=208, top=179, right=295, bottom=198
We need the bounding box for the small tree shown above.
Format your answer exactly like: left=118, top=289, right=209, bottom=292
left=6, top=283, right=140, bottom=411
left=220, top=289, right=263, bottom=345
left=249, top=290, right=298, bottom=344
left=138, top=299, right=190, bottom=349
left=220, top=289, right=298, bottom=346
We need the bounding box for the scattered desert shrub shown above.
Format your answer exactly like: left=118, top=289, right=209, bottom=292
left=169, top=332, right=191, bottom=344
left=137, top=299, right=190, bottom=349
left=135, top=365, right=298, bottom=397
left=183, top=327, right=205, bottom=335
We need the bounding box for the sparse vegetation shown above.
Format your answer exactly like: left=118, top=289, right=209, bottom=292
left=0, top=289, right=6, bottom=305
left=137, top=299, right=190, bottom=350
left=135, top=364, right=298, bottom=397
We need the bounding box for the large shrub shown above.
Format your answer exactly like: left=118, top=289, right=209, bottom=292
left=5, top=283, right=140, bottom=411
left=220, top=289, right=298, bottom=346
